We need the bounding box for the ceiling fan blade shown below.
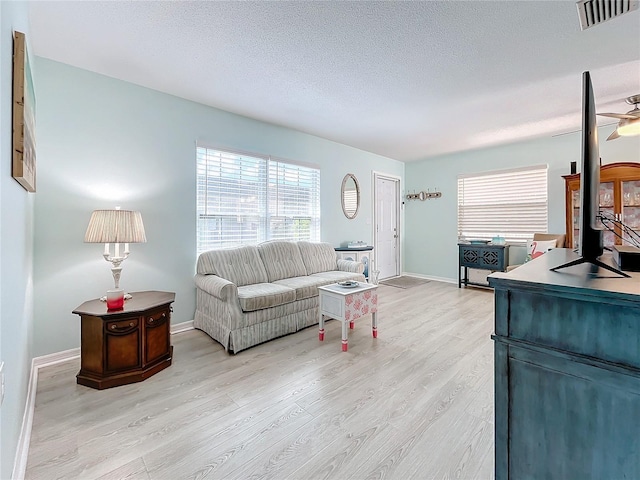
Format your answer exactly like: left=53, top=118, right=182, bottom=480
left=606, top=130, right=620, bottom=141
left=598, top=112, right=638, bottom=120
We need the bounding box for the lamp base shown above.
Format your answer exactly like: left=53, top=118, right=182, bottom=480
left=106, top=289, right=125, bottom=310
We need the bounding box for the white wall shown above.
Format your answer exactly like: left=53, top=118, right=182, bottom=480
left=33, top=58, right=404, bottom=357
left=404, top=129, right=640, bottom=281
left=0, top=2, right=34, bottom=478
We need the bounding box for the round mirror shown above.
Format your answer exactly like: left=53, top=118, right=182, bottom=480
left=341, top=173, right=360, bottom=219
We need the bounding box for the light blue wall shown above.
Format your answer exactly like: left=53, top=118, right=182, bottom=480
left=1, top=2, right=34, bottom=478
left=404, top=130, right=640, bottom=281
left=33, top=58, right=404, bottom=357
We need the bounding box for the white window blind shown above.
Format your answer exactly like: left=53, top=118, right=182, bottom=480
left=268, top=159, right=321, bottom=241
left=457, top=165, right=548, bottom=244
left=197, top=147, right=320, bottom=253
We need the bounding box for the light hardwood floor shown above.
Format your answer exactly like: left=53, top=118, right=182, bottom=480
left=25, top=281, right=495, bottom=480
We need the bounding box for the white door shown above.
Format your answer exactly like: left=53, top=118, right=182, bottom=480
left=374, top=174, right=400, bottom=280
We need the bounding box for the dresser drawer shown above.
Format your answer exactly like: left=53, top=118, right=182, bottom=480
left=145, top=309, right=168, bottom=327
left=106, top=318, right=139, bottom=334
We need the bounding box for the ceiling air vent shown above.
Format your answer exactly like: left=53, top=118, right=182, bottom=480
left=577, top=0, right=639, bottom=30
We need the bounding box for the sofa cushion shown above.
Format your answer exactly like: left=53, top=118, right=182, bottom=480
left=197, top=246, right=269, bottom=287
left=297, top=241, right=338, bottom=275
left=237, top=283, right=296, bottom=312
left=311, top=271, right=365, bottom=283
left=273, top=275, right=333, bottom=300
left=257, top=241, right=308, bottom=282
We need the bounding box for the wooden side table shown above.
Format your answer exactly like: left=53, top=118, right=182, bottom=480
left=73, top=291, right=175, bottom=389
left=318, top=282, right=378, bottom=352
left=458, top=243, right=509, bottom=288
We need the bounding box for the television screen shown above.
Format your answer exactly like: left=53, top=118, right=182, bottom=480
left=578, top=71, right=603, bottom=260
left=550, top=72, right=626, bottom=277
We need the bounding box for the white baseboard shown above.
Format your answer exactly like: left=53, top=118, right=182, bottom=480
left=171, top=320, right=194, bottom=334
left=12, top=319, right=195, bottom=479
left=402, top=271, right=458, bottom=285
left=12, top=359, right=35, bottom=480
left=34, top=347, right=81, bottom=368
left=12, top=346, right=81, bottom=480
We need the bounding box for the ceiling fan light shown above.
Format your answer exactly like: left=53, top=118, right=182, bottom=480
left=617, top=118, right=640, bottom=137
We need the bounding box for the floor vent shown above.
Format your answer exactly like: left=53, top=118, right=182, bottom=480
left=577, top=0, right=639, bottom=30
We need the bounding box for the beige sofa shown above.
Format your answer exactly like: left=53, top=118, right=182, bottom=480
left=194, top=241, right=365, bottom=353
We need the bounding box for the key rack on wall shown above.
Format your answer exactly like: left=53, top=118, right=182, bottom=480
left=406, top=190, right=442, bottom=201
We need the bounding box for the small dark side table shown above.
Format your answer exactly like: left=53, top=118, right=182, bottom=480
left=73, top=291, right=175, bottom=389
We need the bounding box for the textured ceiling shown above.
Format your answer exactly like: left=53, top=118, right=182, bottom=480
left=28, top=1, right=640, bottom=162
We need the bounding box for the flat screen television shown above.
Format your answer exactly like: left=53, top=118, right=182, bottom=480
left=550, top=71, right=627, bottom=277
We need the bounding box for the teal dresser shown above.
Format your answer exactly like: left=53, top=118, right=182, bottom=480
left=489, top=248, right=640, bottom=480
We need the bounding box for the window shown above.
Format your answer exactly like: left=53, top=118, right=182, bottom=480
left=457, top=165, right=548, bottom=244
left=197, top=147, right=320, bottom=253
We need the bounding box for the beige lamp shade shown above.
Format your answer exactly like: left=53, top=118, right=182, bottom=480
left=84, top=210, right=147, bottom=243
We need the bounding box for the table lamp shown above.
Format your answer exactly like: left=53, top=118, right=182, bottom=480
left=84, top=208, right=146, bottom=310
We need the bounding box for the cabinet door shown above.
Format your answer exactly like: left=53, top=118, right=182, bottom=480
left=105, top=318, right=141, bottom=372
left=570, top=188, right=580, bottom=249
left=144, top=308, right=171, bottom=365
left=571, top=181, right=616, bottom=248
left=599, top=181, right=616, bottom=247
left=621, top=180, right=640, bottom=245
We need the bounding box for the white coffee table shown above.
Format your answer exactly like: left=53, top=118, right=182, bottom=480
left=317, top=282, right=378, bottom=352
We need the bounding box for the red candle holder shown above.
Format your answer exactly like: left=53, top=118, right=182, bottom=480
left=106, top=289, right=124, bottom=310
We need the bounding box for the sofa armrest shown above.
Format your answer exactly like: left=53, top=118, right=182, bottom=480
left=337, top=259, right=365, bottom=274
left=194, top=274, right=238, bottom=301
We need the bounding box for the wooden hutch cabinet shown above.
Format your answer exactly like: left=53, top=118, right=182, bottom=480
left=563, top=162, right=640, bottom=250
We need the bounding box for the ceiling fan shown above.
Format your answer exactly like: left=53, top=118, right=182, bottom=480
left=598, top=95, right=640, bottom=141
